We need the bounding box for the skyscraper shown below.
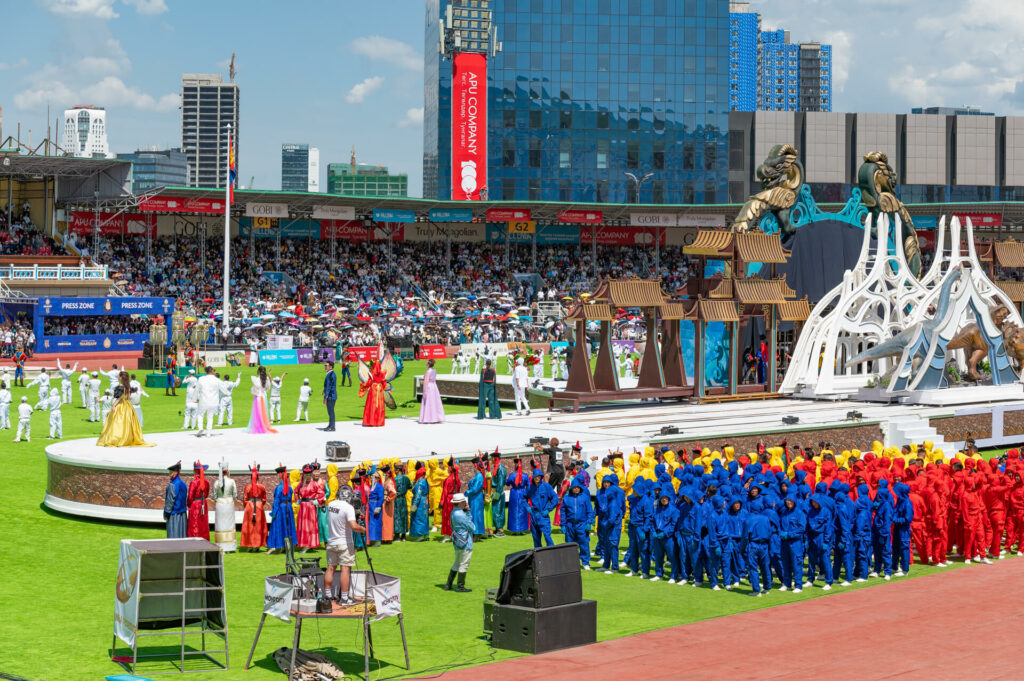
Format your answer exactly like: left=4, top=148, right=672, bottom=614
left=116, top=148, right=189, bottom=193
left=180, top=73, right=239, bottom=188
left=281, top=144, right=320, bottom=192
left=729, top=2, right=760, bottom=112
left=424, top=0, right=731, bottom=204
left=61, top=105, right=111, bottom=158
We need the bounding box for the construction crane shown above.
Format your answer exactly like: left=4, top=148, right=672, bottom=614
left=229, top=53, right=236, bottom=82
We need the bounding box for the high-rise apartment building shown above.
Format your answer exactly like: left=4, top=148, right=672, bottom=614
left=116, top=148, right=189, bottom=193
left=327, top=162, right=408, bottom=197
left=180, top=73, right=239, bottom=188
left=424, top=0, right=731, bottom=204
left=61, top=105, right=111, bottom=158
left=281, top=144, right=320, bottom=192
left=729, top=4, right=831, bottom=112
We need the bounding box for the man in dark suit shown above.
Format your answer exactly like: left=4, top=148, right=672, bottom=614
left=320, top=361, right=337, bottom=431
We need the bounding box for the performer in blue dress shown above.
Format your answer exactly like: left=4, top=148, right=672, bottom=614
left=267, top=464, right=297, bottom=554
left=409, top=461, right=431, bottom=541
left=163, top=461, right=188, bottom=538
left=465, top=457, right=487, bottom=537
left=367, top=472, right=385, bottom=545
left=505, top=458, right=531, bottom=534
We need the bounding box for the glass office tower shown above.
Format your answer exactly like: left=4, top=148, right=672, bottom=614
left=424, top=0, right=731, bottom=204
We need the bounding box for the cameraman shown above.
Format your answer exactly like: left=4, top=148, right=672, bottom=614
left=325, top=485, right=366, bottom=605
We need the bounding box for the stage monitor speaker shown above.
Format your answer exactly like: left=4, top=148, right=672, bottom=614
left=325, top=441, right=351, bottom=461
left=660, top=425, right=679, bottom=435
left=491, top=600, right=597, bottom=654
left=498, top=544, right=582, bottom=609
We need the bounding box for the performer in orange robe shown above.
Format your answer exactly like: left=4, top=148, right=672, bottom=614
left=240, top=464, right=268, bottom=549
left=382, top=464, right=397, bottom=543
left=187, top=461, right=210, bottom=540
left=294, top=463, right=322, bottom=550
left=441, top=457, right=461, bottom=538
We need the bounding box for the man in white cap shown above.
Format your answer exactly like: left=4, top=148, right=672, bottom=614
left=512, top=356, right=530, bottom=416
left=182, top=368, right=199, bottom=429
left=99, top=388, right=114, bottom=424
left=0, top=380, right=10, bottom=429
left=444, top=493, right=474, bottom=593
left=26, top=368, right=50, bottom=406
left=87, top=371, right=102, bottom=422
left=269, top=372, right=285, bottom=422
left=129, top=373, right=149, bottom=426
left=195, top=365, right=222, bottom=436
left=55, top=358, right=78, bottom=405
left=77, top=367, right=90, bottom=408
left=295, top=377, right=312, bottom=421
left=13, top=396, right=33, bottom=442
left=217, top=372, right=240, bottom=426
left=37, top=386, right=62, bottom=439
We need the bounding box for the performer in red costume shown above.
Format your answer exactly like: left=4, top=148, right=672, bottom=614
left=240, top=463, right=268, bottom=550
left=357, top=354, right=398, bottom=427
left=187, top=461, right=210, bottom=540
left=440, top=456, right=461, bottom=539
left=294, top=463, right=322, bottom=550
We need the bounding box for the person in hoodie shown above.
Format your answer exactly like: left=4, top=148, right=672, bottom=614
left=777, top=497, right=806, bottom=592
left=525, top=468, right=558, bottom=548
left=596, top=473, right=625, bottom=572
left=672, top=483, right=699, bottom=584
left=561, top=473, right=595, bottom=569
left=723, top=499, right=746, bottom=589
left=892, top=482, right=914, bottom=575
left=743, top=498, right=773, bottom=596
left=625, top=478, right=654, bottom=577
left=830, top=481, right=856, bottom=586
left=853, top=483, right=874, bottom=580
left=650, top=487, right=680, bottom=582
left=806, top=481, right=835, bottom=590
left=871, top=478, right=895, bottom=578
left=960, top=474, right=988, bottom=563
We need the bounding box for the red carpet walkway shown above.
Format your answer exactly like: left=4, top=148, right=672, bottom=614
left=422, top=559, right=1024, bottom=681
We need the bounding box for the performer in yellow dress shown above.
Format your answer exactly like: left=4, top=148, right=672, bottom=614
left=97, top=372, right=154, bottom=447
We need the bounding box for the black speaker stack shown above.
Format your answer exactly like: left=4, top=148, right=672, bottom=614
left=489, top=544, right=597, bottom=654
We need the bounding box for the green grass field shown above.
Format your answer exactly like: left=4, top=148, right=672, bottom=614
left=0, top=358, right=992, bottom=681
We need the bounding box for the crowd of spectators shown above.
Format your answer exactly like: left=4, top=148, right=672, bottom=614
left=43, top=315, right=152, bottom=337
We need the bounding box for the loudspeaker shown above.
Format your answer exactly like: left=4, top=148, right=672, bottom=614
left=491, top=600, right=597, bottom=654
left=483, top=588, right=498, bottom=637
left=659, top=425, right=679, bottom=435
left=325, top=441, right=351, bottom=461
left=499, top=544, right=582, bottom=609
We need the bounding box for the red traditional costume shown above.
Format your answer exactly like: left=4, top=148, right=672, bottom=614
left=241, top=464, right=268, bottom=548
left=294, top=464, right=323, bottom=549
left=440, top=458, right=461, bottom=537
left=187, top=461, right=210, bottom=540
left=358, top=354, right=398, bottom=427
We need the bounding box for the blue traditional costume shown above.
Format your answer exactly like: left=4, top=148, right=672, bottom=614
left=490, top=454, right=508, bottom=535
left=505, top=459, right=530, bottom=533
left=525, top=468, right=558, bottom=548
left=466, top=458, right=487, bottom=536
left=163, top=461, right=188, bottom=539
left=409, top=462, right=430, bottom=540
left=267, top=465, right=298, bottom=550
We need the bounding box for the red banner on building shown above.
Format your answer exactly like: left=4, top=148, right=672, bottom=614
left=558, top=209, right=604, bottom=224
left=952, top=212, right=1001, bottom=228
left=68, top=211, right=157, bottom=236
left=451, top=52, right=487, bottom=201
left=320, top=220, right=404, bottom=242
left=916, top=229, right=935, bottom=251
left=485, top=208, right=530, bottom=221
left=580, top=225, right=666, bottom=246
left=138, top=196, right=226, bottom=214
left=417, top=344, right=447, bottom=360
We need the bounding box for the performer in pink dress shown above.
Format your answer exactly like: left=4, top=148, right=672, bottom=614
left=418, top=359, right=445, bottom=424
left=246, top=367, right=277, bottom=434
left=294, top=463, right=322, bottom=550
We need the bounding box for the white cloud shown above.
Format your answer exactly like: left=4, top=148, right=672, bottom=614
left=397, top=107, right=424, bottom=128
left=40, top=0, right=118, bottom=19
left=15, top=74, right=178, bottom=112
left=0, top=58, right=28, bottom=71
left=351, top=36, right=422, bottom=71
left=122, top=0, right=168, bottom=14
left=345, top=76, right=384, bottom=104
left=821, top=30, right=850, bottom=94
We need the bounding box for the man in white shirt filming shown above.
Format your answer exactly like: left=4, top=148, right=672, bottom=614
left=325, top=486, right=366, bottom=605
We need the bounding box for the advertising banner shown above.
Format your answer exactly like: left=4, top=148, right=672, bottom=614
left=39, top=334, right=149, bottom=353
left=258, top=349, right=299, bottom=365
left=39, top=296, right=174, bottom=317
left=198, top=350, right=228, bottom=367
left=239, top=219, right=319, bottom=239
left=68, top=211, right=157, bottom=237
left=953, top=212, right=1001, bottom=228
left=347, top=346, right=381, bottom=362
left=263, top=578, right=293, bottom=623
left=138, top=196, right=226, bottom=214
left=417, top=344, right=447, bottom=359
left=911, top=215, right=938, bottom=229
left=665, top=226, right=701, bottom=246
left=296, top=348, right=313, bottom=364
left=266, top=334, right=294, bottom=350
left=320, top=220, right=404, bottom=242
left=312, top=205, right=355, bottom=221
left=630, top=213, right=678, bottom=227
left=371, top=208, right=415, bottom=223
left=405, top=222, right=486, bottom=243
left=428, top=208, right=474, bottom=222
left=557, top=209, right=604, bottom=224
left=917, top=230, right=936, bottom=251
left=486, top=208, right=530, bottom=221
left=580, top=225, right=666, bottom=246
left=452, top=52, right=487, bottom=201
left=508, top=220, right=535, bottom=234
left=369, top=578, right=402, bottom=622
left=244, top=203, right=289, bottom=218
left=678, top=213, right=727, bottom=228
left=459, top=342, right=509, bottom=357
left=114, top=541, right=141, bottom=647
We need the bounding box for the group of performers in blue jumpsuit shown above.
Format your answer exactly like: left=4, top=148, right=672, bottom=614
left=591, top=461, right=919, bottom=595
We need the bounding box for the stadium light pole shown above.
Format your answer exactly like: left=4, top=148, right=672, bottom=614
left=223, top=123, right=232, bottom=342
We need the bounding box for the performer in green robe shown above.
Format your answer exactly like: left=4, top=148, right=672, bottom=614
left=490, top=451, right=508, bottom=536
left=393, top=463, right=411, bottom=540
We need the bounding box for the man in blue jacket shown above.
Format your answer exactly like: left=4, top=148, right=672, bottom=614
left=561, top=473, right=595, bottom=569
left=853, top=483, right=874, bottom=581
left=672, top=485, right=699, bottom=584
left=872, top=478, right=895, bottom=579
left=445, top=493, right=475, bottom=593
left=625, top=478, right=654, bottom=578
left=723, top=499, right=746, bottom=589
left=525, top=468, right=557, bottom=548
left=778, top=497, right=806, bottom=592
left=892, top=482, right=914, bottom=576
left=163, top=461, right=188, bottom=538
left=806, top=481, right=835, bottom=590
left=320, top=361, right=337, bottom=432
left=596, top=473, right=625, bottom=572
left=650, top=487, right=680, bottom=582
left=743, top=498, right=773, bottom=596
left=830, top=481, right=855, bottom=586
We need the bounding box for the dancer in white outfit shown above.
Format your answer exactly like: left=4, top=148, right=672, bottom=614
left=88, top=372, right=102, bottom=422
left=55, top=359, right=78, bottom=404
left=129, top=375, right=149, bottom=426
left=513, top=357, right=531, bottom=415
left=268, top=373, right=285, bottom=422
left=78, top=368, right=90, bottom=408
left=37, top=387, right=62, bottom=439
left=27, top=369, right=51, bottom=406
left=0, top=381, right=11, bottom=429
left=13, top=397, right=32, bottom=442
left=99, top=389, right=113, bottom=424
left=295, top=377, right=312, bottom=421
left=217, top=373, right=240, bottom=426
left=195, top=366, right=222, bottom=436
left=101, top=364, right=123, bottom=391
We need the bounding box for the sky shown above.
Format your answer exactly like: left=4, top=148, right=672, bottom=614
left=3, top=0, right=1024, bottom=198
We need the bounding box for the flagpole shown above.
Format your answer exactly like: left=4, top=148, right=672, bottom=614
left=223, top=123, right=232, bottom=342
